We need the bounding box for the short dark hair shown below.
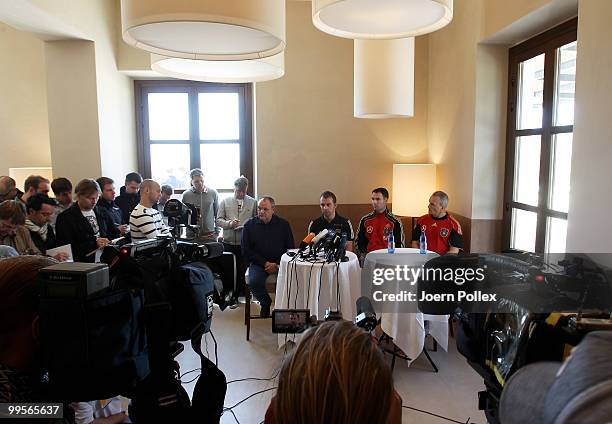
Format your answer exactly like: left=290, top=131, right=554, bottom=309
left=24, top=175, right=49, bottom=192
left=372, top=187, right=389, bottom=200
left=320, top=191, right=337, bottom=204
left=160, top=184, right=173, bottom=195
left=190, top=168, right=204, bottom=179
left=26, top=194, right=57, bottom=213
left=75, top=179, right=101, bottom=197
left=51, top=177, right=72, bottom=194
left=96, top=177, right=114, bottom=191
left=125, top=172, right=142, bottom=184
left=0, top=200, right=26, bottom=225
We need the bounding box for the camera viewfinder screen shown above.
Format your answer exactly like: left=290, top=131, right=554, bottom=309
left=272, top=309, right=309, bottom=334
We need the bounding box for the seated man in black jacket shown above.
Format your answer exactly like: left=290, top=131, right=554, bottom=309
left=56, top=179, right=111, bottom=262
left=96, top=176, right=129, bottom=238
left=24, top=194, right=68, bottom=261
left=241, top=196, right=294, bottom=317
left=115, top=172, right=142, bottom=225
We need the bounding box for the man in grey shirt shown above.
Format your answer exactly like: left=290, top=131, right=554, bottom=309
left=217, top=176, right=256, bottom=303
left=181, top=168, right=219, bottom=242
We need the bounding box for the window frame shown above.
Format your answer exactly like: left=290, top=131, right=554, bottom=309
left=503, top=18, right=577, bottom=253
left=134, top=80, right=254, bottom=196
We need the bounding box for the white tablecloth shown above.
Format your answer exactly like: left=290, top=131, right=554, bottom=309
left=275, top=250, right=361, bottom=347
left=366, top=248, right=450, bottom=365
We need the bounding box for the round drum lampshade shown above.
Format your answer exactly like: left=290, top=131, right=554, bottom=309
left=151, top=53, right=285, bottom=83
left=122, top=0, right=286, bottom=60
left=313, top=0, right=453, bottom=39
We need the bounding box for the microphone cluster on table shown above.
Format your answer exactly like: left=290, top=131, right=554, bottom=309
left=292, top=228, right=349, bottom=263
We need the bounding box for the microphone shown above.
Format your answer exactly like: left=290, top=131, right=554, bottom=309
left=325, top=232, right=342, bottom=262
left=355, top=296, right=377, bottom=332
left=311, top=229, right=329, bottom=245
left=298, top=232, right=316, bottom=251
left=333, top=233, right=348, bottom=262
left=315, top=230, right=335, bottom=255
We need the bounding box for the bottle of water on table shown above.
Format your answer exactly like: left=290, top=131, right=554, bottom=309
left=387, top=232, right=395, bottom=254
left=419, top=226, right=427, bottom=254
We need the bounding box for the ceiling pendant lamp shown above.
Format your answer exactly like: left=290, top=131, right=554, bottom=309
left=313, top=0, right=452, bottom=39
left=121, top=0, right=285, bottom=60
left=151, top=53, right=285, bottom=83
left=354, top=38, right=414, bottom=119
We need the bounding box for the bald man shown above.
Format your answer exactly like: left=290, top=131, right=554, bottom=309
left=129, top=179, right=169, bottom=240
left=0, top=176, right=21, bottom=203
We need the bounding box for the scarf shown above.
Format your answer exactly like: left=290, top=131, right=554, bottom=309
left=24, top=219, right=48, bottom=242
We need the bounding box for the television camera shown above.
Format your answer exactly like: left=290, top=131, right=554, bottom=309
left=38, top=229, right=229, bottom=423
left=446, top=252, right=612, bottom=424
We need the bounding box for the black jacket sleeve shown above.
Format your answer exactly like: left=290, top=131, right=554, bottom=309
left=55, top=210, right=97, bottom=262
left=241, top=222, right=267, bottom=267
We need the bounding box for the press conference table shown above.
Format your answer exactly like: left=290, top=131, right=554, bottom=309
left=275, top=250, right=361, bottom=348
left=365, top=248, right=450, bottom=366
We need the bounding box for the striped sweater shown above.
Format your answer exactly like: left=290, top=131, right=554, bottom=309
left=129, top=204, right=169, bottom=240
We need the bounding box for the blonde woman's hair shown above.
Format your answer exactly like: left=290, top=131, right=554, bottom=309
left=274, top=321, right=394, bottom=424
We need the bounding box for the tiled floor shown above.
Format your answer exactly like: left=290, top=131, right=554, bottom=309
left=176, top=305, right=486, bottom=424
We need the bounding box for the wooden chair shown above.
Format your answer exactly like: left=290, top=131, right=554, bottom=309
left=244, top=272, right=278, bottom=341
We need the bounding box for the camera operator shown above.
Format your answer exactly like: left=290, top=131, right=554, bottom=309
left=265, top=321, right=402, bottom=424
left=0, top=256, right=132, bottom=423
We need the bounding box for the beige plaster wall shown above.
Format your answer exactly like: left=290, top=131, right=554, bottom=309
left=0, top=23, right=52, bottom=177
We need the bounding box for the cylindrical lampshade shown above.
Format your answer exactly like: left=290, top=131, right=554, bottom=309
left=313, top=0, right=452, bottom=39
left=151, top=52, right=284, bottom=83
left=121, top=0, right=286, bottom=60
left=354, top=38, right=414, bottom=119
left=392, top=164, right=436, bottom=217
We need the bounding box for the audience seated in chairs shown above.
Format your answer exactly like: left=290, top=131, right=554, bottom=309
left=241, top=196, right=294, bottom=318
left=265, top=321, right=402, bottom=424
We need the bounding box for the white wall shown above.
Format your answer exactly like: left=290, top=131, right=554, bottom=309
left=0, top=23, right=51, bottom=177
left=45, top=40, right=102, bottom=182
left=566, top=0, right=612, bottom=253
left=2, top=0, right=137, bottom=185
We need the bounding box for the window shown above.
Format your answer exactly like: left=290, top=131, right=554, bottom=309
left=135, top=81, right=254, bottom=198
left=504, top=19, right=577, bottom=254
